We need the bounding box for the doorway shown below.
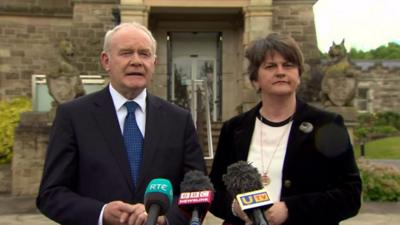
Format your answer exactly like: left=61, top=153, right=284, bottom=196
left=167, top=32, right=222, bottom=123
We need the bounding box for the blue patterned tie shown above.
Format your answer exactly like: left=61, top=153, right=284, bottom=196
left=123, top=101, right=143, bottom=187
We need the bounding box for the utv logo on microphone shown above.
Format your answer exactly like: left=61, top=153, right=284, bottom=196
left=236, top=189, right=273, bottom=210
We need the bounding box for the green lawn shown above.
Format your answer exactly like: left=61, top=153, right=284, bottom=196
left=354, top=136, right=400, bottom=159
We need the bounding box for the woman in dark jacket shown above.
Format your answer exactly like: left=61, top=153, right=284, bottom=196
left=209, top=33, right=361, bottom=225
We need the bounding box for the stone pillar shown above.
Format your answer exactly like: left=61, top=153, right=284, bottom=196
left=11, top=112, right=51, bottom=196
left=120, top=0, right=149, bottom=26
left=273, top=0, right=322, bottom=103
left=119, top=0, right=154, bottom=93
left=272, top=0, right=319, bottom=63
left=241, top=0, right=274, bottom=111
left=70, top=0, right=118, bottom=75
left=243, top=0, right=274, bottom=45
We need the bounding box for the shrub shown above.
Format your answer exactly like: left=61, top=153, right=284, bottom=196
left=0, top=97, right=32, bottom=164
left=358, top=159, right=400, bottom=201
left=355, top=126, right=398, bottom=141
left=375, top=112, right=400, bottom=130
left=355, top=112, right=400, bottom=143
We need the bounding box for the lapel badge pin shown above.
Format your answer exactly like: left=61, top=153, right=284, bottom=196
left=299, top=122, right=313, bottom=133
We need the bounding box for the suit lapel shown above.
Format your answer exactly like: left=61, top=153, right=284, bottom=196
left=233, top=103, right=261, bottom=161
left=91, top=87, right=134, bottom=192
left=283, top=100, right=312, bottom=175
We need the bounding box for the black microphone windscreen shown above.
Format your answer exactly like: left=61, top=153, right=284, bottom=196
left=180, top=170, right=214, bottom=192
left=223, top=161, right=263, bottom=196
left=144, top=192, right=170, bottom=214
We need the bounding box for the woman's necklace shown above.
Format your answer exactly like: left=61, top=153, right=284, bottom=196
left=258, top=112, right=292, bottom=186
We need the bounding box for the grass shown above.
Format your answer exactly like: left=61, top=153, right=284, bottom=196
left=354, top=136, right=400, bottom=159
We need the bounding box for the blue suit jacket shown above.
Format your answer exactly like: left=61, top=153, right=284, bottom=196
left=37, top=86, right=206, bottom=225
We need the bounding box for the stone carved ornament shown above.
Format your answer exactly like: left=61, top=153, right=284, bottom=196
left=46, top=39, right=85, bottom=108
left=320, top=39, right=357, bottom=107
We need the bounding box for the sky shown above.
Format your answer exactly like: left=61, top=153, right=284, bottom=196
left=313, top=0, right=400, bottom=52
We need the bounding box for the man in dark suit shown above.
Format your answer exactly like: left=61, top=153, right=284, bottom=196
left=37, top=22, right=206, bottom=225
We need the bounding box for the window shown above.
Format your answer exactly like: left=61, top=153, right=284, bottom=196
left=357, top=87, right=370, bottom=112
left=32, top=74, right=106, bottom=112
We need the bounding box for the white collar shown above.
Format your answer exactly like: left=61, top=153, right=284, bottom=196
left=109, top=84, right=147, bottom=112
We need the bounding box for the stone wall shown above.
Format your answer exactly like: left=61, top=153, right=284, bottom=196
left=11, top=112, right=51, bottom=196
left=355, top=61, right=400, bottom=112
left=272, top=0, right=324, bottom=103
left=0, top=0, right=72, bottom=17
left=0, top=164, right=11, bottom=193
left=70, top=1, right=118, bottom=74
left=0, top=16, right=72, bottom=100
left=0, top=0, right=117, bottom=100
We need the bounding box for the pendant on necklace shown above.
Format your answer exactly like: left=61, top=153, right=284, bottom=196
left=261, top=172, right=271, bottom=186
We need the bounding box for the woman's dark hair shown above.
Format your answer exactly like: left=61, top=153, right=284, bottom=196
left=245, top=33, right=304, bottom=81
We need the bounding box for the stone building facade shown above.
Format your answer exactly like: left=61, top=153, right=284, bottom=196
left=353, top=60, right=400, bottom=113
left=0, top=0, right=320, bottom=119
left=0, top=0, right=116, bottom=99
left=0, top=0, right=321, bottom=195
left=0, top=0, right=398, bottom=195
left=1, top=1, right=398, bottom=116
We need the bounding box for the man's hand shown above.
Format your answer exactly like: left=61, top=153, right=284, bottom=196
left=265, top=201, right=288, bottom=225
left=124, top=204, right=167, bottom=225
left=103, top=201, right=135, bottom=225
left=103, top=201, right=167, bottom=225
left=123, top=203, right=147, bottom=225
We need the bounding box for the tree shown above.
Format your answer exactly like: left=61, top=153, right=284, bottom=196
left=321, top=42, right=400, bottom=59
left=347, top=42, right=400, bottom=59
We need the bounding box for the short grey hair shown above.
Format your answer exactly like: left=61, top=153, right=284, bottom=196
left=102, top=22, right=157, bottom=55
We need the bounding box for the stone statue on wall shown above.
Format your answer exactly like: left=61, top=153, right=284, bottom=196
left=320, top=39, right=357, bottom=107
left=46, top=39, right=85, bottom=117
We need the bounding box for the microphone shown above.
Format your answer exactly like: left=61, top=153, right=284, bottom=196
left=178, top=170, right=214, bottom=225
left=144, top=178, right=173, bottom=225
left=223, top=161, right=273, bottom=225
